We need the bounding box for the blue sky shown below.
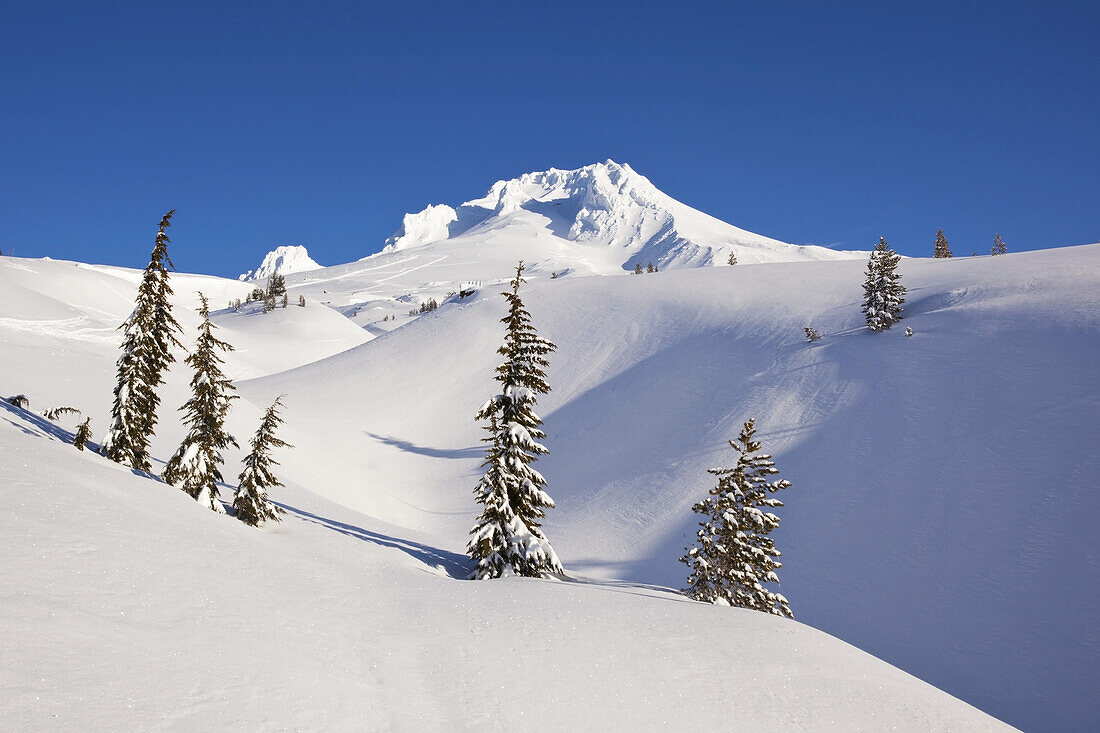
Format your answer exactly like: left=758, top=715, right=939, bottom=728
left=2, top=1, right=1097, bottom=277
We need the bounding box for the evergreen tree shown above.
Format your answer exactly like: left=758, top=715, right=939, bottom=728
left=468, top=261, right=563, bottom=579
left=102, top=210, right=184, bottom=471
left=633, top=263, right=644, bottom=275
left=681, top=419, right=792, bottom=617
left=933, top=228, right=953, bottom=258
left=991, top=233, right=1007, bottom=256
left=162, top=293, right=238, bottom=512
left=234, top=396, right=292, bottom=526
left=267, top=273, right=287, bottom=299
left=727, top=252, right=738, bottom=265
left=73, top=418, right=92, bottom=451
left=861, top=236, right=906, bottom=332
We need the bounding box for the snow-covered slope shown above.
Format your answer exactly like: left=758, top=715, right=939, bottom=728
left=242, top=245, right=1100, bottom=733
left=239, top=244, right=321, bottom=281
left=4, top=244, right=1099, bottom=731
left=0, top=402, right=1006, bottom=731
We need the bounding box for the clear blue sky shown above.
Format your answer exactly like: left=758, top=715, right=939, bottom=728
left=2, top=1, right=1097, bottom=277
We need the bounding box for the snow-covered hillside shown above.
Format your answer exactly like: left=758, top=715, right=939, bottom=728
left=3, top=243, right=1099, bottom=731
left=239, top=244, right=321, bottom=281
left=0, top=400, right=1005, bottom=731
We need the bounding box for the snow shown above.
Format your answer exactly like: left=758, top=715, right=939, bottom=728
left=382, top=204, right=459, bottom=253
left=238, top=245, right=321, bottom=281
left=0, top=401, right=1005, bottom=731
left=3, top=228, right=1099, bottom=729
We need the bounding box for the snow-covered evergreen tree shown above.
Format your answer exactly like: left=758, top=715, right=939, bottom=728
left=991, top=233, right=1007, bottom=256
left=162, top=293, right=238, bottom=512
left=102, top=211, right=184, bottom=471
left=681, top=419, right=793, bottom=618
left=73, top=418, right=92, bottom=451
left=234, top=396, right=292, bottom=526
left=468, top=261, right=563, bottom=579
left=861, top=236, right=906, bottom=332
left=933, top=228, right=953, bottom=258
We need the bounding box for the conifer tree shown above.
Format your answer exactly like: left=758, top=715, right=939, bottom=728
left=933, top=228, right=953, bottom=258
left=102, top=210, right=184, bottom=471
left=468, top=261, right=563, bottom=579
left=163, top=293, right=238, bottom=512
left=73, top=418, right=92, bottom=451
left=234, top=396, right=292, bottom=526
left=991, top=233, right=1007, bottom=256
left=266, top=273, right=286, bottom=297
left=681, top=419, right=792, bottom=617
left=861, top=236, right=906, bottom=331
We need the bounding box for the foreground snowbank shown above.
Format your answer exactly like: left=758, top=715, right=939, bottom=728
left=0, top=402, right=1007, bottom=731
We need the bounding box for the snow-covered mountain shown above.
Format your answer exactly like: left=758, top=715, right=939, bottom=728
left=264, top=161, right=865, bottom=333
left=381, top=160, right=861, bottom=269
left=2, top=239, right=1098, bottom=731
left=239, top=244, right=321, bottom=281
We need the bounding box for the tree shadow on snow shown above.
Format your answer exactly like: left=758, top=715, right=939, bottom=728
left=280, top=504, right=474, bottom=579
left=365, top=432, right=482, bottom=460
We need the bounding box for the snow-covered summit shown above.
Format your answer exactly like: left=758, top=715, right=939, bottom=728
left=239, top=245, right=321, bottom=281
left=378, top=160, right=862, bottom=268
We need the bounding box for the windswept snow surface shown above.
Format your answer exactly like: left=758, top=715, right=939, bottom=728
left=0, top=403, right=1005, bottom=731
left=243, top=245, right=1100, bottom=732
left=3, top=244, right=1099, bottom=730
left=239, top=244, right=321, bottom=281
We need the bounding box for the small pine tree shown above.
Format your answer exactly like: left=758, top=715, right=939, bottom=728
left=633, top=263, right=644, bottom=275
left=681, top=419, right=792, bottom=617
left=991, top=233, right=1007, bottom=256
left=73, top=418, right=93, bottom=451
left=727, top=252, right=738, bottom=265
left=102, top=210, right=184, bottom=471
left=933, top=229, right=953, bottom=258
left=234, top=397, right=292, bottom=526
left=468, top=261, right=563, bottom=579
left=162, top=293, right=239, bottom=512
left=298, top=294, right=306, bottom=307
left=804, top=327, right=821, bottom=342
left=646, top=262, right=655, bottom=273
left=267, top=273, right=287, bottom=299
left=861, top=236, right=906, bottom=332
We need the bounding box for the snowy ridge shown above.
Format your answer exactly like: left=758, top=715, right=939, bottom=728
left=239, top=245, right=321, bottom=281
left=376, top=160, right=862, bottom=270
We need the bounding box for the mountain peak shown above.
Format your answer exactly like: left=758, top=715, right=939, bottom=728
left=377, top=161, right=861, bottom=267
left=239, top=245, right=321, bottom=281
